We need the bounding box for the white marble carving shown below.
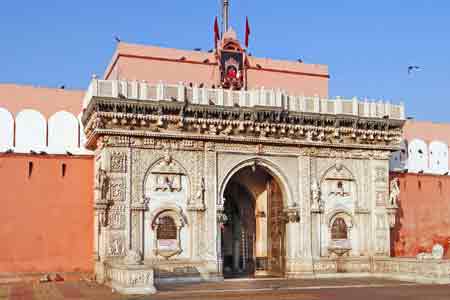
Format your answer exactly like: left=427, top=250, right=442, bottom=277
left=389, top=178, right=400, bottom=208
left=417, top=244, right=444, bottom=260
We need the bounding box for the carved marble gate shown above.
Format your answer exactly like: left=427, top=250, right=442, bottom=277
left=81, top=79, right=404, bottom=290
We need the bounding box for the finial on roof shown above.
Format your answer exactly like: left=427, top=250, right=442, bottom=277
left=222, top=0, right=230, bottom=33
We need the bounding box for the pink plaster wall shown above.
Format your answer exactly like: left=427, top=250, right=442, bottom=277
left=0, top=154, right=94, bottom=274
left=391, top=173, right=450, bottom=258
left=105, top=43, right=329, bottom=97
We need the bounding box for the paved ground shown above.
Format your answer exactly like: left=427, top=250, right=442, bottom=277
left=1, top=277, right=450, bottom=300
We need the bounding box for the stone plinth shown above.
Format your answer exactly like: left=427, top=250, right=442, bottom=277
left=105, top=263, right=156, bottom=295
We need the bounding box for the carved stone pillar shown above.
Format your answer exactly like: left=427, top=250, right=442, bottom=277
left=188, top=208, right=205, bottom=259
left=284, top=207, right=300, bottom=261
left=204, top=144, right=217, bottom=262
left=130, top=202, right=147, bottom=264
left=94, top=202, right=108, bottom=260
left=284, top=155, right=314, bottom=278
left=216, top=210, right=228, bottom=276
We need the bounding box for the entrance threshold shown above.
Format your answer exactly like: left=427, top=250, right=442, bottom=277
left=224, top=276, right=288, bottom=282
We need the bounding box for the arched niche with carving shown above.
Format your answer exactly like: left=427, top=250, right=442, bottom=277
left=390, top=140, right=408, bottom=171
left=408, top=138, right=428, bottom=173
left=151, top=208, right=187, bottom=259
left=429, top=140, right=449, bottom=174
left=15, top=109, right=46, bottom=153
left=143, top=153, right=191, bottom=205
left=0, top=107, right=14, bottom=152
left=319, top=162, right=357, bottom=213
left=48, top=111, right=79, bottom=154
left=327, top=210, right=354, bottom=251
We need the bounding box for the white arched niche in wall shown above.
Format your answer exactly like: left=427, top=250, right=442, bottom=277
left=15, top=109, right=47, bottom=153
left=389, top=140, right=408, bottom=171
left=48, top=111, right=79, bottom=154
left=408, top=138, right=428, bottom=173
left=0, top=107, right=14, bottom=152
left=429, top=141, right=449, bottom=175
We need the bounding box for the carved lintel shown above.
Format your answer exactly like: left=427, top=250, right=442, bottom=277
left=311, top=207, right=324, bottom=214
left=131, top=202, right=148, bottom=211
left=355, top=207, right=370, bottom=214
left=94, top=201, right=109, bottom=210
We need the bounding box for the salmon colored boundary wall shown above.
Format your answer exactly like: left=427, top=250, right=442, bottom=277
left=0, top=154, right=93, bottom=274
left=391, top=172, right=450, bottom=258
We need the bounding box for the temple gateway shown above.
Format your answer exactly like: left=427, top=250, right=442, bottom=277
left=81, top=23, right=405, bottom=293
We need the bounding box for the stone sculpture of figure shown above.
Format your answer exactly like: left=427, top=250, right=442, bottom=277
left=95, top=163, right=109, bottom=201
left=109, top=237, right=124, bottom=256
left=195, top=177, right=205, bottom=204
left=389, top=178, right=400, bottom=207
left=311, top=179, right=322, bottom=209
left=96, top=164, right=106, bottom=189
left=124, top=249, right=143, bottom=265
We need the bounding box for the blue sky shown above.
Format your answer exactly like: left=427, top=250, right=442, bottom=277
left=1, top=0, right=449, bottom=122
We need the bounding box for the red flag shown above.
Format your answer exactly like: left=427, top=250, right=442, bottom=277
left=245, top=17, right=251, bottom=48
left=214, top=16, right=220, bottom=49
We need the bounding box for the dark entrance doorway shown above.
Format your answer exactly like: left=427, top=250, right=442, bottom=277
left=221, top=165, right=285, bottom=278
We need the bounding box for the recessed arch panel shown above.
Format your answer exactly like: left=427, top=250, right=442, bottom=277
left=429, top=140, right=448, bottom=174
left=218, top=157, right=293, bottom=209
left=15, top=109, right=46, bottom=153
left=48, top=111, right=79, bottom=154
left=408, top=138, right=428, bottom=173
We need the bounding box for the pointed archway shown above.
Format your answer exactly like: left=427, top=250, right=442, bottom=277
left=221, top=164, right=286, bottom=278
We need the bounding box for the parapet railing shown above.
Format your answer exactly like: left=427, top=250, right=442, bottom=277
left=82, top=79, right=405, bottom=120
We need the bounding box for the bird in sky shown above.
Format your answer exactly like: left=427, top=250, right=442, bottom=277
left=408, top=65, right=421, bottom=74
left=114, top=35, right=121, bottom=43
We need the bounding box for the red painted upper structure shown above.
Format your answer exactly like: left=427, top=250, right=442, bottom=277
left=104, top=42, right=329, bottom=97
